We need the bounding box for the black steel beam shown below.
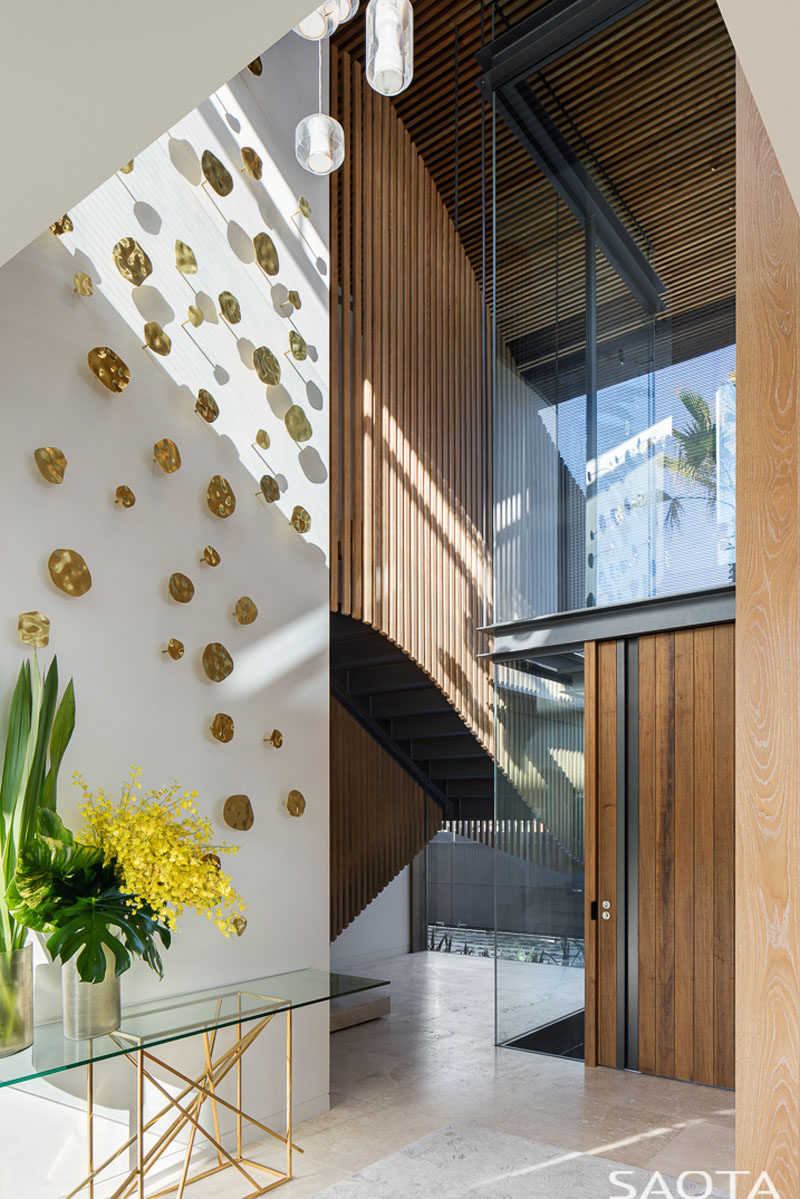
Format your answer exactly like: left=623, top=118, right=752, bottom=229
left=429, top=758, right=494, bottom=780
left=412, top=736, right=485, bottom=760
left=369, top=689, right=452, bottom=717
left=390, top=712, right=470, bottom=739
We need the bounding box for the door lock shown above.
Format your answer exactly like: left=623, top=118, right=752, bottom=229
left=602, top=900, right=611, bottom=920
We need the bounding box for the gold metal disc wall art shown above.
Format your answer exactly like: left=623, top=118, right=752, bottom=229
left=290, top=506, right=311, bottom=534
left=143, top=322, right=171, bottom=356
left=218, top=291, right=241, bottom=324
left=253, top=232, right=279, bottom=275
left=265, top=728, right=283, bottom=748
left=48, top=549, right=92, bottom=597
left=284, top=405, right=312, bottom=443
left=255, top=429, right=271, bottom=450
left=50, top=214, right=73, bottom=236
left=232, top=915, right=247, bottom=937
left=168, top=572, right=195, bottom=603
left=112, top=237, right=153, bottom=287
left=119, top=160, right=134, bottom=174
left=223, top=794, right=253, bottom=831
left=203, top=852, right=222, bottom=871
left=163, top=638, right=185, bottom=660
left=195, top=389, right=219, bottom=422
left=210, top=713, right=234, bottom=743
left=286, top=790, right=306, bottom=818
left=206, top=475, right=236, bottom=518
left=73, top=272, right=93, bottom=297
left=259, top=474, right=279, bottom=503
left=202, top=545, right=221, bottom=567
left=115, top=485, right=136, bottom=508
left=18, top=612, right=50, bottom=649
left=253, top=346, right=280, bottom=386
left=202, top=642, right=234, bottom=682
left=33, top=447, right=67, bottom=485
left=241, top=147, right=262, bottom=180
left=175, top=240, right=198, bottom=274
left=288, top=331, right=308, bottom=361
left=186, top=304, right=204, bottom=328
left=154, top=438, right=182, bottom=473
left=287, top=290, right=301, bottom=310
left=233, top=596, right=258, bottom=625
left=201, top=150, right=233, bottom=197
left=87, top=347, right=130, bottom=393
left=247, top=56, right=262, bottom=76
left=298, top=196, right=311, bottom=218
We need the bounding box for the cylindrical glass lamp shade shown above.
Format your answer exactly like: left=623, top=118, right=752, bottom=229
left=366, top=0, right=413, bottom=96
left=294, top=1, right=341, bottom=40
left=338, top=0, right=360, bottom=21
left=295, top=113, right=346, bottom=175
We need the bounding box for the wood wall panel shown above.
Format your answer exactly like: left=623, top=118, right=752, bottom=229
left=331, top=699, right=442, bottom=940
left=331, top=47, right=493, bottom=754
left=637, top=625, right=735, bottom=1089
left=736, top=69, right=800, bottom=1188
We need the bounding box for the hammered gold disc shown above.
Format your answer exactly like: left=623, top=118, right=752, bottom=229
left=287, top=290, right=301, bottom=310
left=87, top=347, right=130, bottom=393
left=34, top=447, right=67, bottom=484
left=196, top=389, right=219, bottom=422
left=201, top=150, right=233, bottom=197
left=206, top=475, right=236, bottom=518
left=241, top=147, right=263, bottom=180
left=210, top=713, right=234, bottom=743
left=154, top=438, right=181, bottom=473
left=73, top=272, right=93, bottom=297
left=286, top=789, right=306, bottom=818
left=112, top=237, right=153, bottom=287
left=119, top=160, right=134, bottom=174
left=223, top=794, right=253, bottom=831
left=169, top=572, right=195, bottom=603
left=18, top=612, right=50, bottom=649
left=253, top=346, right=280, bottom=386
left=290, top=506, right=311, bottom=534
left=289, top=331, right=307, bottom=361
left=48, top=549, right=92, bottom=597
left=267, top=728, right=283, bottom=748
left=115, top=484, right=136, bottom=508
left=255, top=429, right=270, bottom=450
left=234, top=596, right=258, bottom=625
left=284, top=405, right=312, bottom=442
left=165, top=638, right=184, bottom=660
left=203, top=545, right=221, bottom=567
left=203, top=852, right=222, bottom=870
left=175, top=240, right=198, bottom=274
left=218, top=291, right=241, bottom=324
left=144, top=322, right=171, bottom=356
left=298, top=196, right=311, bottom=218
left=253, top=232, right=279, bottom=275
left=232, top=915, right=247, bottom=937
left=247, top=56, right=262, bottom=76
left=50, top=214, right=73, bottom=236
left=203, top=642, right=234, bottom=682
left=259, top=474, right=279, bottom=503
left=187, top=304, right=204, bottom=328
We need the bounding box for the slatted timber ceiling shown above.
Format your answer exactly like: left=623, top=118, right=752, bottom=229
left=331, top=46, right=493, bottom=753
left=335, top=0, right=735, bottom=387
left=331, top=698, right=442, bottom=938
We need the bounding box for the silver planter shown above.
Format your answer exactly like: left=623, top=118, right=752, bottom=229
left=0, top=944, right=33, bottom=1058
left=62, top=951, right=121, bottom=1041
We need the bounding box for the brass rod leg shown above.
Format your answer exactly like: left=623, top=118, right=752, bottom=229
left=237, top=1011, right=243, bottom=1160
left=203, top=1028, right=224, bottom=1168
left=286, top=1010, right=293, bottom=1181
left=137, top=1048, right=144, bottom=1199
left=87, top=1059, right=94, bottom=1199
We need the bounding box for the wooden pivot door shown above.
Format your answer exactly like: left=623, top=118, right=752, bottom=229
left=585, top=625, right=735, bottom=1087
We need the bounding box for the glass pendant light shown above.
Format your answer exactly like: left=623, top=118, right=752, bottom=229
left=338, top=0, right=360, bottom=20
left=366, top=0, right=413, bottom=96
left=295, top=43, right=346, bottom=175
left=294, top=0, right=340, bottom=41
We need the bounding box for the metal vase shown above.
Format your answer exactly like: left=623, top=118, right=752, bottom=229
left=62, top=951, right=121, bottom=1041
left=0, top=944, right=33, bottom=1058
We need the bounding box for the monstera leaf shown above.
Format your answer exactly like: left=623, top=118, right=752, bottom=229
left=7, top=833, right=106, bottom=933
left=45, top=890, right=171, bottom=983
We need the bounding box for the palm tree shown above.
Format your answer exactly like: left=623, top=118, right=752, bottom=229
left=659, top=387, right=717, bottom=532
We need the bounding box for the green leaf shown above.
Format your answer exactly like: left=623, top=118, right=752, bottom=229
left=16, top=658, right=59, bottom=849
left=42, top=677, right=75, bottom=812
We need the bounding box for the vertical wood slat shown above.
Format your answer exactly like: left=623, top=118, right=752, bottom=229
left=341, top=55, right=352, bottom=617
left=584, top=641, right=598, bottom=1068
left=329, top=44, right=341, bottom=616
left=692, top=625, right=715, bottom=1086
left=596, top=640, right=617, bottom=1068
left=713, top=622, right=735, bottom=1089
left=638, top=634, right=657, bottom=1075
left=654, top=633, right=676, bottom=1080
left=673, top=630, right=695, bottom=1083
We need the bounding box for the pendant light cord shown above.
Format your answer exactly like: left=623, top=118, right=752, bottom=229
left=318, top=40, right=324, bottom=115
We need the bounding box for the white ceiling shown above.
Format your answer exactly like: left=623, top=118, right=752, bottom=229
left=716, top=0, right=800, bottom=214
left=0, top=0, right=316, bottom=268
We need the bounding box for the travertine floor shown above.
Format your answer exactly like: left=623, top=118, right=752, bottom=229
left=205, top=952, right=736, bottom=1198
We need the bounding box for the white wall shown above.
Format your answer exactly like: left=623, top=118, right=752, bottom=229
left=0, top=0, right=319, bottom=269
left=0, top=30, right=330, bottom=1199
left=331, top=868, right=411, bottom=970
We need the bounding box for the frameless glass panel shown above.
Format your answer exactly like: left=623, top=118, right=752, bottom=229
left=494, top=657, right=585, bottom=1057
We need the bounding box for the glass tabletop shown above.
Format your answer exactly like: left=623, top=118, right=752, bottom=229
left=0, top=968, right=387, bottom=1089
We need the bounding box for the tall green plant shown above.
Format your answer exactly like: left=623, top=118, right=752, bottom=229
left=0, top=657, right=75, bottom=953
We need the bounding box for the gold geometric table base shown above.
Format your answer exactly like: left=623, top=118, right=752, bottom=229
left=66, top=997, right=301, bottom=1199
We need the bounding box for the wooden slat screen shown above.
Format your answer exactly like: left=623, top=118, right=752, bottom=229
left=331, top=47, right=493, bottom=752
left=331, top=698, right=442, bottom=939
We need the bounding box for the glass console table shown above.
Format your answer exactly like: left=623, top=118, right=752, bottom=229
left=0, top=968, right=387, bottom=1199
